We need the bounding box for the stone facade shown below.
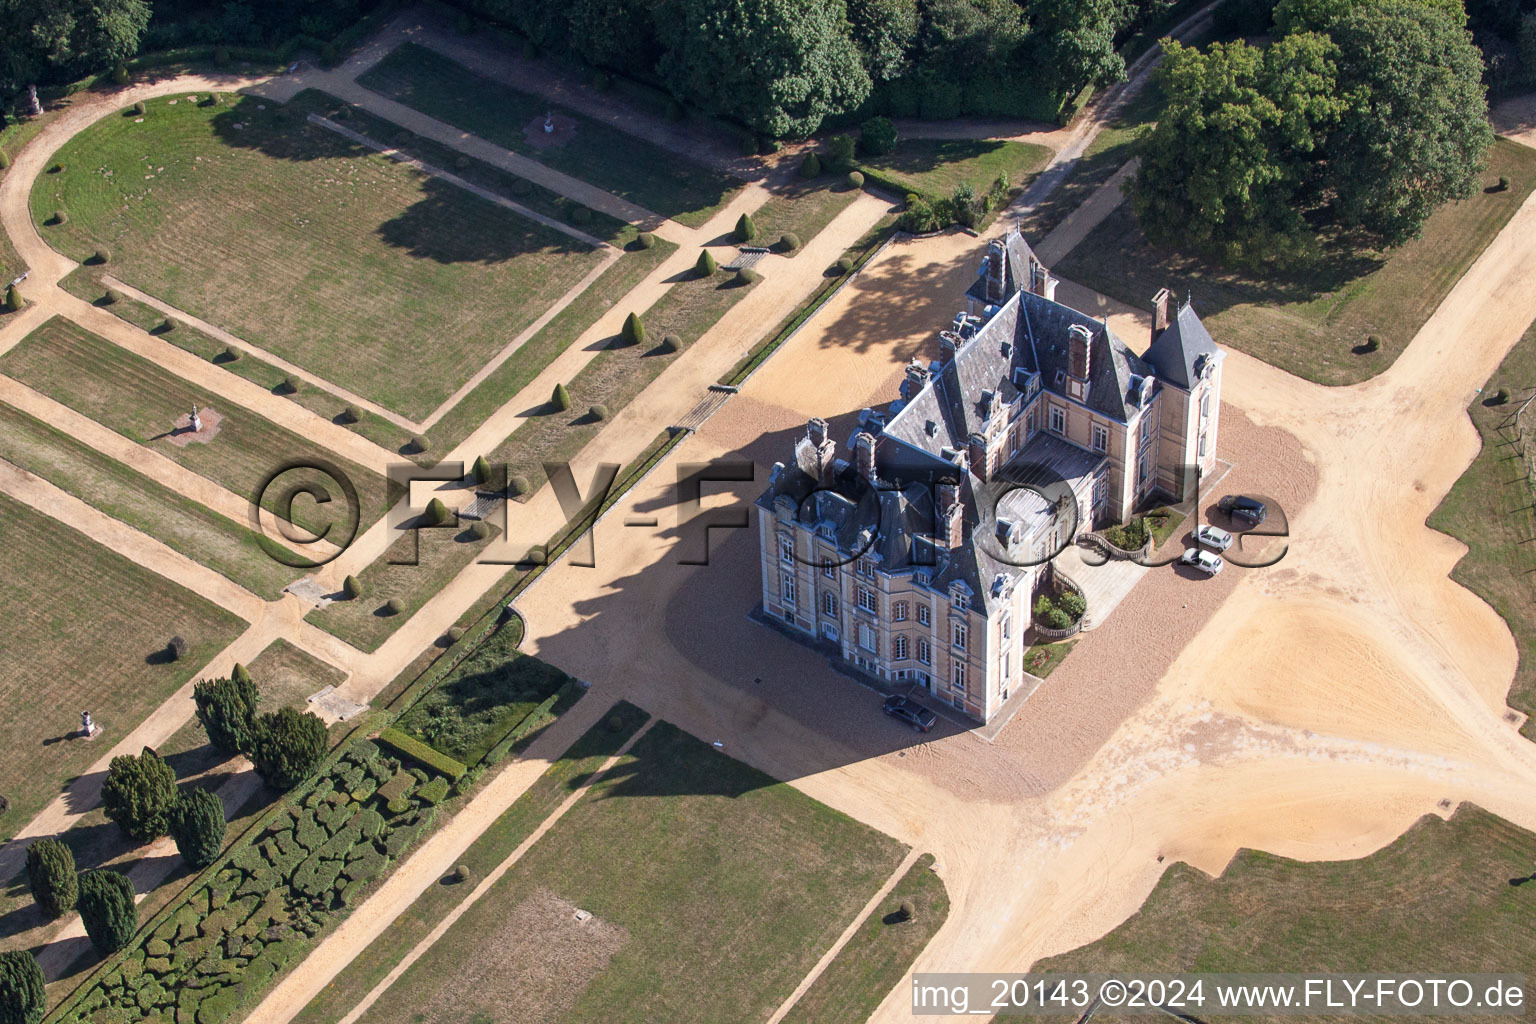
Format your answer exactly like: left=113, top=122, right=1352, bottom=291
left=755, top=230, right=1223, bottom=723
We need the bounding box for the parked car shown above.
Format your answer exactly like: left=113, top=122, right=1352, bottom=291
left=1218, top=494, right=1268, bottom=526
left=883, top=695, right=937, bottom=733
left=1193, top=523, right=1234, bottom=552
left=1179, top=548, right=1225, bottom=575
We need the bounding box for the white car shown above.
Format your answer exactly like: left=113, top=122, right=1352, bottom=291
left=1193, top=524, right=1234, bottom=552
left=1180, top=548, right=1225, bottom=575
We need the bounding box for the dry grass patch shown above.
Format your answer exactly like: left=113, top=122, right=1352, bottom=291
left=31, top=91, right=606, bottom=420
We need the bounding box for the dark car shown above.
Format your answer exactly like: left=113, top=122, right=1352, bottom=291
left=883, top=695, right=938, bottom=733
left=1219, top=494, right=1268, bottom=526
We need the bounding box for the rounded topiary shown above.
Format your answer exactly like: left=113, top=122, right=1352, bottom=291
left=281, top=375, right=301, bottom=394
left=522, top=544, right=547, bottom=564
left=847, top=170, right=865, bottom=189
left=320, top=42, right=339, bottom=67
left=78, top=871, right=136, bottom=954
left=25, top=838, right=78, bottom=919
left=343, top=574, right=362, bottom=599
left=342, top=404, right=364, bottom=424
left=859, top=115, right=898, bottom=156
left=454, top=863, right=471, bottom=882
left=0, top=949, right=45, bottom=1024
left=47, top=163, right=63, bottom=174
left=510, top=474, right=531, bottom=496
left=569, top=205, right=593, bottom=225
left=510, top=177, right=533, bottom=197
left=740, top=133, right=761, bottom=157
left=659, top=334, right=681, bottom=353
left=622, top=311, right=646, bottom=346
left=606, top=714, right=625, bottom=732
left=424, top=497, right=451, bottom=526
left=455, top=155, right=471, bottom=170
left=192, top=673, right=257, bottom=756
left=445, top=626, right=465, bottom=643
left=411, top=434, right=430, bottom=453
left=734, top=212, right=756, bottom=242
left=833, top=255, right=855, bottom=275
left=468, top=520, right=491, bottom=540
left=799, top=152, right=822, bottom=178
left=168, top=786, right=225, bottom=869
left=92, top=247, right=110, bottom=265
left=899, top=899, right=916, bottom=922
left=695, top=250, right=717, bottom=277
left=131, top=101, right=145, bottom=116
left=778, top=231, right=800, bottom=252
left=4, top=285, right=21, bottom=313
left=551, top=383, right=571, bottom=411
left=168, top=635, right=189, bottom=660
left=50, top=209, right=67, bottom=225
left=636, top=231, right=656, bottom=249
left=161, top=317, right=180, bottom=334
left=737, top=268, right=762, bottom=285
left=0, top=151, right=11, bottom=169
left=1496, top=386, right=1513, bottom=404
left=1364, top=334, right=1381, bottom=352
left=1499, top=175, right=1511, bottom=191
left=102, top=288, right=122, bottom=305
left=590, top=403, right=610, bottom=421
left=111, top=65, right=129, bottom=85
left=202, top=92, right=219, bottom=107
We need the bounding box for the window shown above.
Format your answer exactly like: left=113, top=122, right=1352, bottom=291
left=1002, top=650, right=1010, bottom=679
left=857, top=587, right=877, bottom=613
left=778, top=535, right=794, bottom=563
left=1049, top=405, right=1065, bottom=435
left=1138, top=451, right=1151, bottom=490
left=953, top=622, right=968, bottom=650
left=1092, top=424, right=1108, bottom=452
left=952, top=591, right=969, bottom=612
left=893, top=635, right=909, bottom=660
left=1198, top=431, right=1208, bottom=459
left=1140, top=413, right=1154, bottom=443
left=1009, top=424, right=1021, bottom=454
left=917, top=604, right=931, bottom=626
left=893, top=601, right=908, bottom=622
left=918, top=638, right=931, bottom=664
left=1093, top=472, right=1108, bottom=510
left=858, top=622, right=877, bottom=653
left=822, top=591, right=837, bottom=617
left=781, top=572, right=797, bottom=606
left=821, top=560, right=835, bottom=579
left=858, top=558, right=875, bottom=578
left=953, top=695, right=966, bottom=711
left=1001, top=612, right=1011, bottom=640
left=1200, top=389, right=1211, bottom=420
left=952, top=661, right=967, bottom=692
left=1026, top=407, right=1037, bottom=437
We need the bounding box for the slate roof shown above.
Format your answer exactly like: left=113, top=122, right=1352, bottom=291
left=1143, top=302, right=1221, bottom=390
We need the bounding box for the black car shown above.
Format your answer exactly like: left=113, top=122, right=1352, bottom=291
left=1219, top=494, right=1268, bottom=526
left=883, top=695, right=938, bottom=733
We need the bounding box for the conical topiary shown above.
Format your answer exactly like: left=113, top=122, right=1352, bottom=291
left=424, top=497, right=451, bottom=526
left=734, top=212, right=756, bottom=242
left=552, top=383, right=571, bottom=411
left=472, top=455, right=491, bottom=485
left=4, top=285, right=21, bottom=312
left=622, top=312, right=645, bottom=346
left=231, top=662, right=253, bottom=686
left=799, top=152, right=821, bottom=178
left=695, top=250, right=717, bottom=277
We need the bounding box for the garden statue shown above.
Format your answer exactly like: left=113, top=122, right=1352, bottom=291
left=190, top=406, right=202, bottom=433
left=80, top=710, right=100, bottom=737
left=544, top=111, right=554, bottom=133
left=24, top=85, right=41, bottom=118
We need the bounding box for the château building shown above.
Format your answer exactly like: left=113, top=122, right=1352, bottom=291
left=754, top=229, right=1224, bottom=724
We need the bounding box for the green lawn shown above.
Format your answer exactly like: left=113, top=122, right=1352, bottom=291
left=0, top=317, right=389, bottom=538
left=486, top=270, right=756, bottom=495
left=1054, top=138, right=1536, bottom=385
left=31, top=90, right=606, bottom=420
left=291, top=701, right=652, bottom=1024
left=351, top=718, right=907, bottom=1024
left=1033, top=805, right=1536, bottom=1022
left=1428, top=318, right=1536, bottom=737
left=357, top=43, right=743, bottom=228
left=1024, top=639, right=1077, bottom=679
left=0, top=490, right=247, bottom=842
left=0, top=401, right=302, bottom=599
left=860, top=137, right=1052, bottom=203
left=780, top=853, right=950, bottom=1024
left=751, top=176, right=860, bottom=253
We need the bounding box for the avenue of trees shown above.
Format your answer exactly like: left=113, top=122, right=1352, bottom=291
left=1132, top=0, right=1494, bottom=260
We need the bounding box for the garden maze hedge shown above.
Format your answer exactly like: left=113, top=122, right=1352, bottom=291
left=60, top=740, right=448, bottom=1024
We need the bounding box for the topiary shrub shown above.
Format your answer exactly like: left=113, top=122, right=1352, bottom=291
left=424, top=497, right=452, bottom=526
left=468, top=520, right=491, bottom=540
left=193, top=672, right=259, bottom=755
left=0, top=151, right=10, bottom=169
left=1364, top=335, right=1381, bottom=352
left=411, top=434, right=430, bottom=453
left=827, top=134, right=856, bottom=170
left=622, top=311, right=646, bottom=346
left=455, top=155, right=471, bottom=170
left=898, top=899, right=916, bottom=922
left=92, top=247, right=110, bottom=265
left=4, top=286, right=21, bottom=313
left=77, top=871, right=136, bottom=954
left=249, top=707, right=328, bottom=789
left=48, top=163, right=64, bottom=174
left=1499, top=176, right=1511, bottom=191
left=445, top=626, right=465, bottom=643
left=951, top=183, right=978, bottom=226
left=734, top=212, right=756, bottom=243
left=111, top=65, right=129, bottom=85
left=590, top=403, right=610, bottom=421
left=454, top=863, right=471, bottom=883
left=736, top=268, right=762, bottom=285
left=212, top=45, right=230, bottom=65
left=102, top=750, right=176, bottom=843
left=569, top=205, right=593, bottom=225
left=161, top=317, right=180, bottom=334
left=1496, top=386, right=1513, bottom=404
left=281, top=375, right=301, bottom=394
left=659, top=334, right=681, bottom=353
left=383, top=597, right=405, bottom=615
left=510, top=474, right=531, bottom=496
left=591, top=71, right=611, bottom=92
left=1043, top=608, right=1072, bottom=630
left=25, top=838, right=77, bottom=919
left=1058, top=591, right=1087, bottom=621
left=799, top=152, right=822, bottom=178
left=224, top=344, right=243, bottom=362
left=833, top=255, right=855, bottom=275
left=695, top=250, right=717, bottom=277
left=471, top=454, right=491, bottom=485
left=521, top=544, right=547, bottom=565
left=0, top=949, right=45, bottom=1024
left=131, top=101, right=145, bottom=116
left=1034, top=594, right=1055, bottom=619
left=636, top=231, right=656, bottom=249
left=551, top=383, right=571, bottom=411
left=343, top=574, right=362, bottom=599
left=607, top=714, right=625, bottom=732
left=101, top=288, right=122, bottom=305
left=777, top=232, right=800, bottom=252
left=202, top=92, right=219, bottom=107
left=167, top=634, right=188, bottom=660
left=859, top=116, right=898, bottom=156
left=510, top=177, right=533, bottom=196
left=665, top=98, right=684, bottom=121
left=168, top=787, right=225, bottom=869
left=341, top=404, right=363, bottom=424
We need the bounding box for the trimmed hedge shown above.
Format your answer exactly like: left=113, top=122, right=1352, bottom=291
left=376, top=728, right=468, bottom=781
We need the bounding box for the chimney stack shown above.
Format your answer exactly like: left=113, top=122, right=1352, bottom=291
left=937, top=483, right=965, bottom=549
left=986, top=241, right=1007, bottom=302
left=853, top=431, right=877, bottom=483
left=901, top=359, right=931, bottom=401
left=1067, top=323, right=1092, bottom=382
left=1151, top=287, right=1171, bottom=344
